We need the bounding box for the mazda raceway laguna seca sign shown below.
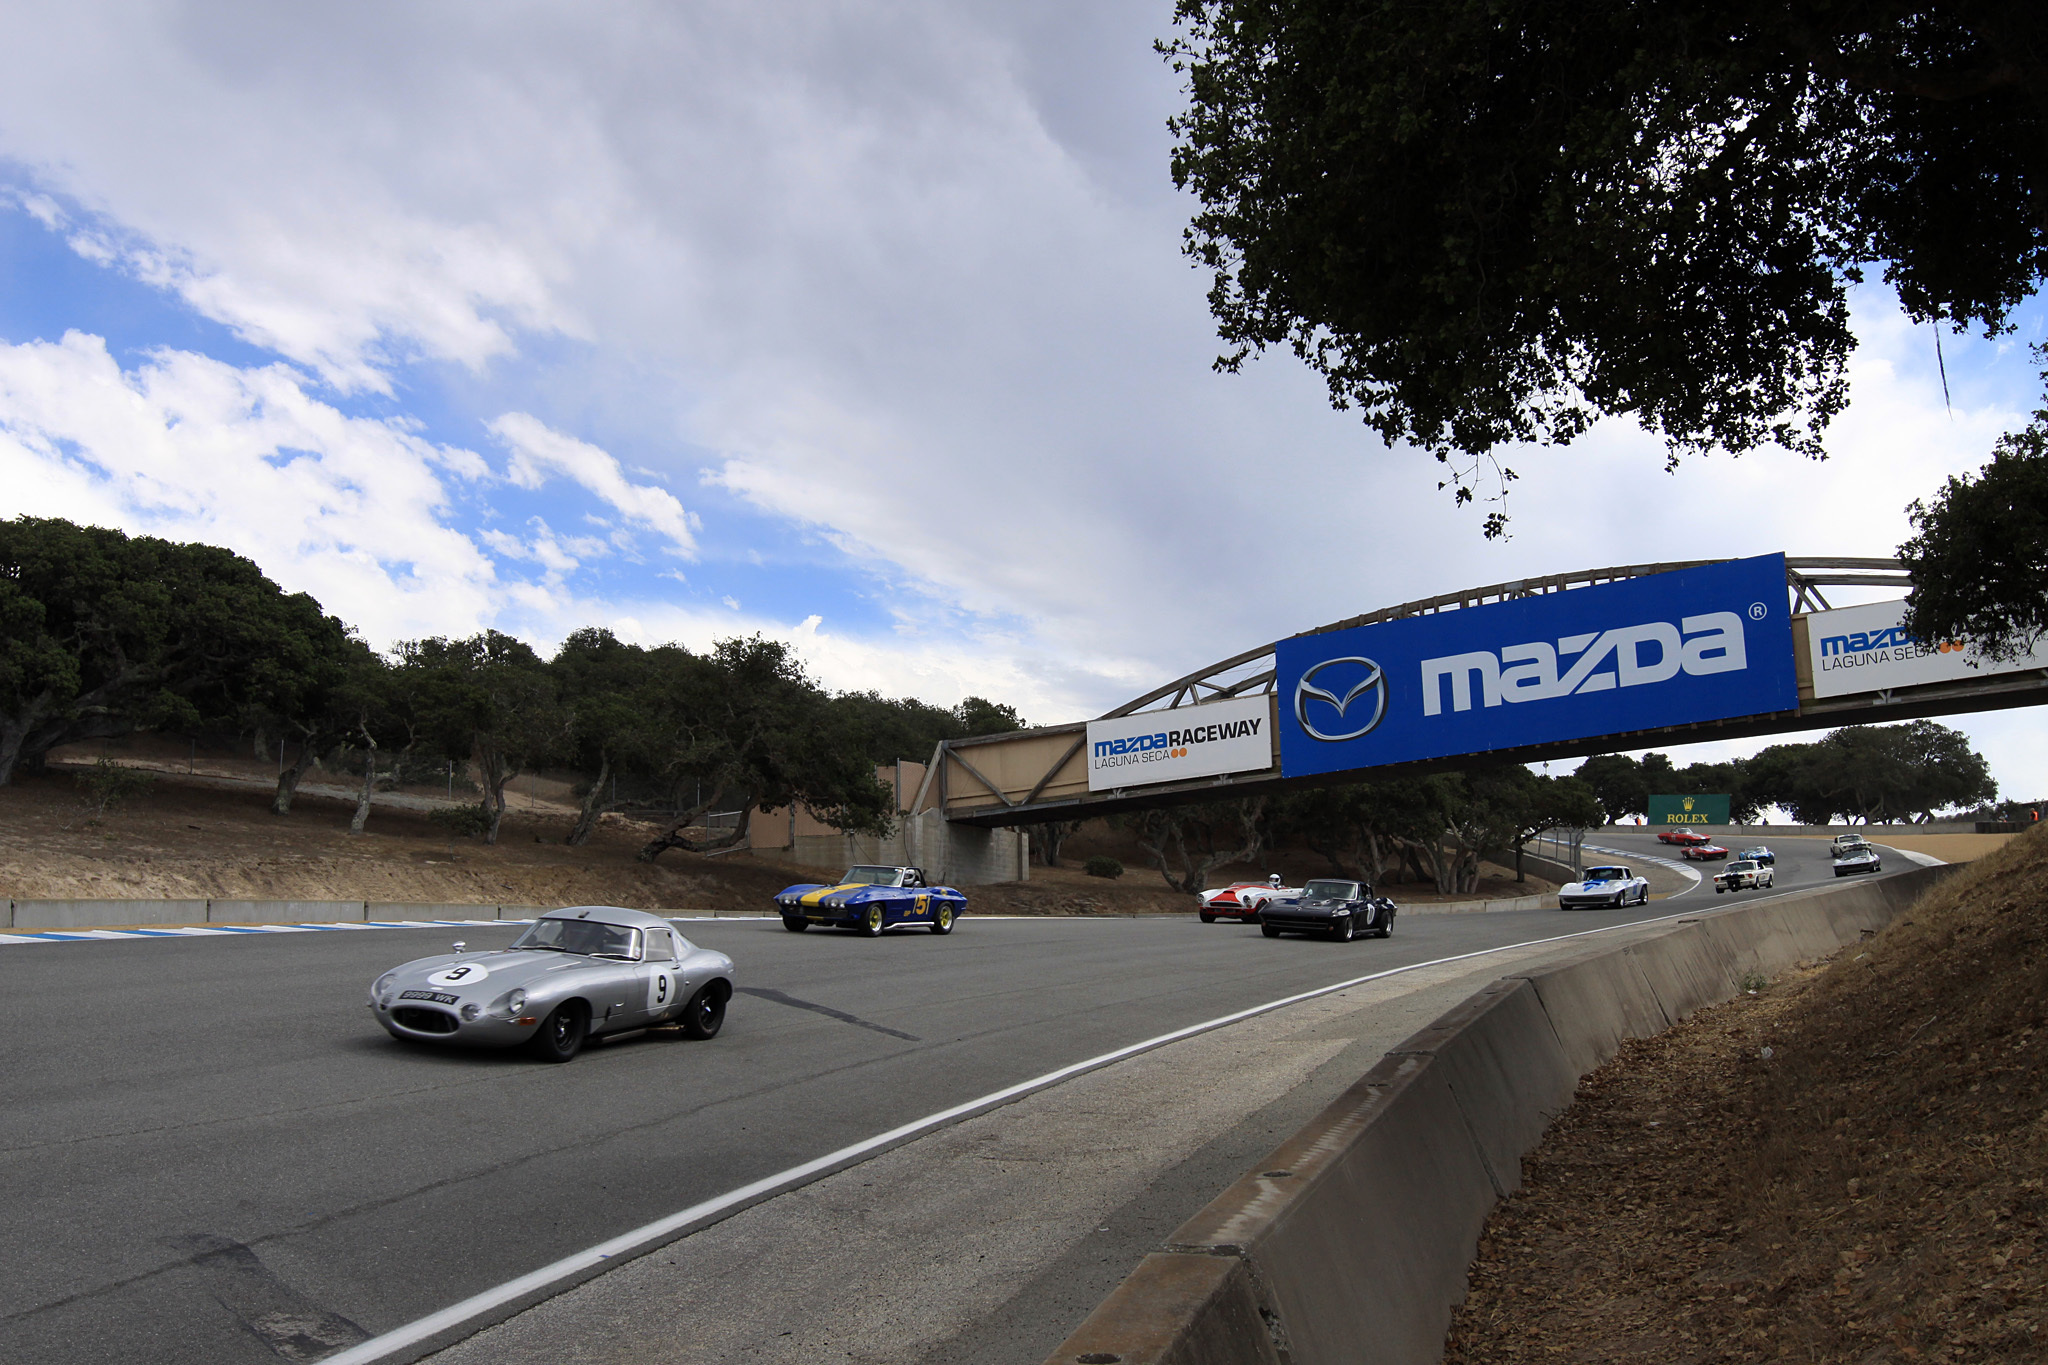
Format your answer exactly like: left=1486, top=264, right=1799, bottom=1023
left=1086, top=694, right=1272, bottom=792
left=1806, top=597, right=2048, bottom=699
left=1275, top=554, right=1800, bottom=779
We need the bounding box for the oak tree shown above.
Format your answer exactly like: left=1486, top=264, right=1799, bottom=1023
left=1163, top=1, right=2047, bottom=531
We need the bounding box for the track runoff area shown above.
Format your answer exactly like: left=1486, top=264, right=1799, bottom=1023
left=0, top=832, right=1895, bottom=1365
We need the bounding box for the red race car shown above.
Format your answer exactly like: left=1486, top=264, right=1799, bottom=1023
left=1196, top=877, right=1299, bottom=923
left=1680, top=842, right=1730, bottom=861
left=1657, top=829, right=1712, bottom=845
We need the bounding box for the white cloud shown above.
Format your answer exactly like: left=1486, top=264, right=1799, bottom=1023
left=488, top=411, right=695, bottom=555
left=0, top=331, right=501, bottom=645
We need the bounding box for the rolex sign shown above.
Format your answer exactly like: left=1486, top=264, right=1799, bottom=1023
left=1648, top=793, right=1730, bottom=826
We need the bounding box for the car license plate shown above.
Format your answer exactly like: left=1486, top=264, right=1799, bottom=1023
left=400, top=990, right=461, bottom=1005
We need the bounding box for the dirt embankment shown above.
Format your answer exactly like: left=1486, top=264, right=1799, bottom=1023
left=0, top=769, right=1191, bottom=914
left=0, top=769, right=835, bottom=912
left=1446, top=825, right=2048, bottom=1363
left=0, top=763, right=1556, bottom=914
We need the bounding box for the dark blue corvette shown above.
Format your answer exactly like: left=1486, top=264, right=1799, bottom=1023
left=1258, top=878, right=1397, bottom=942
left=774, top=865, right=966, bottom=936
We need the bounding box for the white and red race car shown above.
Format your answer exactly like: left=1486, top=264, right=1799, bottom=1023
left=1197, top=876, right=1301, bottom=923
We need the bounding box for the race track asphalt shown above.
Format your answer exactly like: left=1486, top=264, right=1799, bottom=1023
left=0, top=832, right=1877, bottom=1364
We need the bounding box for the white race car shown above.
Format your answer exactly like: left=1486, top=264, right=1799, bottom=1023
left=1558, top=865, right=1650, bottom=910
left=1197, top=875, right=1302, bottom=923
left=1714, top=859, right=1775, bottom=893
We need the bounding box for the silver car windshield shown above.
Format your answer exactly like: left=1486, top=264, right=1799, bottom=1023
left=1727, top=862, right=1756, bottom=872
left=843, top=866, right=904, bottom=886
left=1302, top=880, right=1360, bottom=900
left=510, top=918, right=642, bottom=959
left=1584, top=867, right=1628, bottom=881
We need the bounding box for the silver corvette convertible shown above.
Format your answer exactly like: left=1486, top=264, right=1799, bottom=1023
left=367, top=906, right=735, bottom=1062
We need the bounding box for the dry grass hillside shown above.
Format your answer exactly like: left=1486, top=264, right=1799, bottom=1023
left=1447, top=825, right=2048, bottom=1363
left=0, top=760, right=1556, bottom=915
left=0, top=767, right=1203, bottom=914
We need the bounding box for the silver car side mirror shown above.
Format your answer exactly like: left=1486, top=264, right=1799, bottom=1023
left=451, top=940, right=467, bottom=954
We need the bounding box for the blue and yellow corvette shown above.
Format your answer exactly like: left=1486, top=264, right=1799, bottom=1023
left=774, top=865, right=967, bottom=936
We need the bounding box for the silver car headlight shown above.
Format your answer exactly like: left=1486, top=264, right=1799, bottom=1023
left=460, top=1003, right=482, bottom=1022
left=505, top=989, right=527, bottom=1015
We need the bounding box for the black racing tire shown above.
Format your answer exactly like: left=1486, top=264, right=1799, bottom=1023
left=681, top=980, right=729, bottom=1040
left=781, top=915, right=808, bottom=932
left=1199, top=911, right=1215, bottom=924
left=528, top=1001, right=588, bottom=1063
left=931, top=903, right=956, bottom=935
left=859, top=904, right=886, bottom=937
left=1330, top=915, right=1355, bottom=943
left=1261, top=923, right=1282, bottom=939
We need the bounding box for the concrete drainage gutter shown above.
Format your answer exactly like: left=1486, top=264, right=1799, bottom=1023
left=1040, top=864, right=1960, bottom=1365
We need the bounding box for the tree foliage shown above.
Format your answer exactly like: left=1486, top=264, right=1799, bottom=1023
left=1574, top=723, right=1994, bottom=826
left=0, top=518, right=1017, bottom=854
left=832, top=691, right=1028, bottom=766
left=1749, top=721, right=1996, bottom=822
left=1127, top=797, right=1268, bottom=893
left=1163, top=1, right=2048, bottom=531
left=397, top=632, right=564, bottom=845
left=1899, top=394, right=2048, bottom=660
left=634, top=637, right=894, bottom=861
left=0, top=517, right=359, bottom=786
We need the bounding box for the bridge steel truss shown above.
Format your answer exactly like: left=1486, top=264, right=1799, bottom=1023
left=925, top=556, right=2048, bottom=829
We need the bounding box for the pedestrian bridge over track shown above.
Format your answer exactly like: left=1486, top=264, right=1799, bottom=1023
left=919, top=556, right=2048, bottom=828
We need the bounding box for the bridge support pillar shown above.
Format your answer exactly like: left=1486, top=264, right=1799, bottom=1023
left=835, top=810, right=1029, bottom=887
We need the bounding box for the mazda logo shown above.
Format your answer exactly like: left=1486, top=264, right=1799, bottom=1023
left=1294, top=657, right=1387, bottom=742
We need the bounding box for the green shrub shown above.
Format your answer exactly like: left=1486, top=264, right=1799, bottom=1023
left=429, top=802, right=492, bottom=838
left=79, top=758, right=157, bottom=818
left=1084, top=855, right=1124, bottom=880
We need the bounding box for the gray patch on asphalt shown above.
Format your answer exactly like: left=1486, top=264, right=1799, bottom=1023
left=171, top=1234, right=369, bottom=1362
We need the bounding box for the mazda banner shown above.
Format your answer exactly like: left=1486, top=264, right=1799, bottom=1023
left=1275, top=555, right=1798, bottom=778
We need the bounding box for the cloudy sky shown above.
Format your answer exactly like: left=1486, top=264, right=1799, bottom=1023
left=0, top=1, right=2040, bottom=798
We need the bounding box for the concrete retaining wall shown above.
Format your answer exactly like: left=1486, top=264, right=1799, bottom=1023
left=208, top=900, right=369, bottom=924
left=10, top=899, right=211, bottom=929
left=1404, top=892, right=1551, bottom=917
left=1042, top=864, right=1960, bottom=1365
left=3, top=899, right=527, bottom=930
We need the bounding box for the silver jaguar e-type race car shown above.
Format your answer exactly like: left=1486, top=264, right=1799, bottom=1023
left=368, top=906, right=735, bottom=1062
